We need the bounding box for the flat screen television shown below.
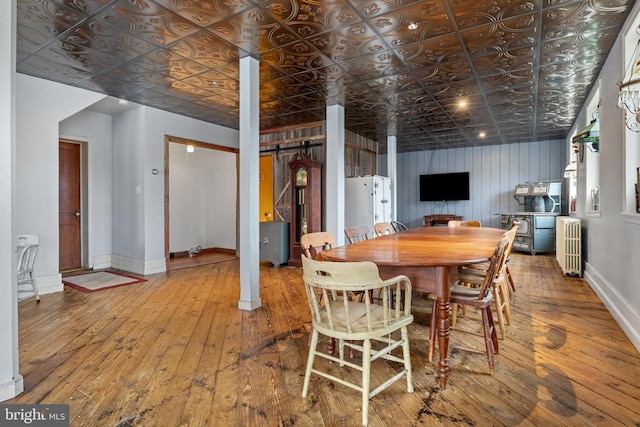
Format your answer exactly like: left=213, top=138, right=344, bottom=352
left=420, top=172, right=470, bottom=201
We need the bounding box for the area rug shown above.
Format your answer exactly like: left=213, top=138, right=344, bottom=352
left=63, top=271, right=147, bottom=293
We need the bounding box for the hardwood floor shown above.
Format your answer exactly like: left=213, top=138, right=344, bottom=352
left=10, top=253, right=640, bottom=426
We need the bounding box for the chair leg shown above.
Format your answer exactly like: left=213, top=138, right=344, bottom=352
left=31, top=273, right=40, bottom=303
left=500, top=279, right=511, bottom=325
left=451, top=302, right=459, bottom=327
left=481, top=307, right=496, bottom=376
left=302, top=328, right=319, bottom=397
left=492, top=282, right=506, bottom=340
left=401, top=326, right=414, bottom=393
left=362, top=339, right=372, bottom=427
left=507, top=265, right=516, bottom=293
left=428, top=298, right=437, bottom=362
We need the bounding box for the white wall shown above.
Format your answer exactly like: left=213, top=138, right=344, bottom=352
left=565, top=9, right=640, bottom=351
left=380, top=140, right=566, bottom=229
left=1, top=0, right=22, bottom=401
left=143, top=108, right=238, bottom=264
left=16, top=74, right=240, bottom=278
left=169, top=143, right=237, bottom=252
left=59, top=110, right=113, bottom=269
left=16, top=75, right=105, bottom=292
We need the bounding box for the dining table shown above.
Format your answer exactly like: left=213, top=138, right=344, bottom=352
left=317, top=225, right=505, bottom=388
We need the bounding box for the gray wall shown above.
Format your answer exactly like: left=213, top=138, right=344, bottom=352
left=380, top=140, right=567, bottom=229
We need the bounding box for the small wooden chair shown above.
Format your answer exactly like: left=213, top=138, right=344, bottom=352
left=301, top=256, right=414, bottom=426
left=448, top=220, right=481, bottom=227
left=374, top=222, right=394, bottom=237
left=345, top=225, right=370, bottom=243
left=300, top=231, right=334, bottom=260
left=429, top=236, right=508, bottom=375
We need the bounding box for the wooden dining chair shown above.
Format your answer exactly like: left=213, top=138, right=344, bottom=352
left=301, top=256, right=414, bottom=426
left=448, top=220, right=481, bottom=227
left=374, top=222, right=394, bottom=237
left=300, top=231, right=334, bottom=260
left=429, top=236, right=508, bottom=375
left=300, top=231, right=336, bottom=350
left=391, top=221, right=408, bottom=233
left=455, top=228, right=516, bottom=339
left=344, top=225, right=370, bottom=243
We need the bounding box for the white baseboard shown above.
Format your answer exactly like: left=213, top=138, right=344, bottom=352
left=19, top=273, right=63, bottom=300
left=0, top=375, right=23, bottom=402
left=92, top=254, right=111, bottom=270
left=584, top=262, right=640, bottom=353
left=238, top=298, right=262, bottom=311
left=110, top=255, right=166, bottom=276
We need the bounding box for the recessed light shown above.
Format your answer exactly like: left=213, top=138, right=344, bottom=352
left=186, top=145, right=195, bottom=153
left=118, top=99, right=129, bottom=105
left=408, top=22, right=418, bottom=31
left=210, top=81, right=220, bottom=86
left=458, top=99, right=468, bottom=109
left=479, top=131, right=486, bottom=138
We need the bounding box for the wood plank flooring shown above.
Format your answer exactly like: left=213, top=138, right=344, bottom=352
left=10, top=253, right=640, bottom=426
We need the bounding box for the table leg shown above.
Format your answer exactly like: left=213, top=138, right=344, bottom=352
left=435, top=266, right=453, bottom=388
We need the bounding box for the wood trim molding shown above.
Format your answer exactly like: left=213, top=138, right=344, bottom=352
left=166, top=135, right=238, bottom=153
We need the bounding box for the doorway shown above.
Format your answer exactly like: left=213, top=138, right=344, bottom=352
left=164, top=135, right=239, bottom=271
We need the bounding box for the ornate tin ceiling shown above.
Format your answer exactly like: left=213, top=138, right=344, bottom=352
left=16, top=0, right=634, bottom=152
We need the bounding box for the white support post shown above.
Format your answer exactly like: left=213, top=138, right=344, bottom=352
left=387, top=135, right=397, bottom=221
left=238, top=56, right=261, bottom=311
left=325, top=104, right=346, bottom=246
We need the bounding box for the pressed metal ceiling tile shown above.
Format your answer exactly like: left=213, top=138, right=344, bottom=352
left=17, top=0, right=89, bottom=37
left=15, top=0, right=637, bottom=152
left=372, top=0, right=453, bottom=49
left=167, top=30, right=240, bottom=69
left=449, top=0, right=539, bottom=30
left=94, top=2, right=200, bottom=46
left=62, top=21, right=157, bottom=61
left=153, top=0, right=254, bottom=27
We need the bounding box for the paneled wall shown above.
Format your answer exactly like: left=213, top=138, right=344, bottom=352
left=380, top=140, right=567, bottom=229
left=260, top=123, right=377, bottom=224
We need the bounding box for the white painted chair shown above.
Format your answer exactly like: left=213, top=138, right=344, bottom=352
left=17, top=234, right=40, bottom=303
left=301, top=256, right=414, bottom=426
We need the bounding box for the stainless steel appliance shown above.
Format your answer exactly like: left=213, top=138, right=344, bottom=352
left=500, top=182, right=561, bottom=255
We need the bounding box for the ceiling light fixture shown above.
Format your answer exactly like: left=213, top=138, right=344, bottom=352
left=186, top=145, right=195, bottom=153
left=478, top=131, right=486, bottom=138
left=118, top=99, right=129, bottom=105
left=618, top=25, right=640, bottom=132
left=408, top=22, right=418, bottom=31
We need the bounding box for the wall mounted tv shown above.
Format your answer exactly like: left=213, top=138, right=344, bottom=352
left=420, top=172, right=470, bottom=201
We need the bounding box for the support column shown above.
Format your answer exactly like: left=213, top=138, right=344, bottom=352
left=238, top=56, right=261, bottom=311
left=0, top=0, right=23, bottom=401
left=325, top=104, right=345, bottom=246
left=386, top=135, right=398, bottom=221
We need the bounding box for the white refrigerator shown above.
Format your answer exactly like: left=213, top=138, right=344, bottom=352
left=345, top=176, right=393, bottom=236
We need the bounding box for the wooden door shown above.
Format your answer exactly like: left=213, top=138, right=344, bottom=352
left=59, top=141, right=81, bottom=270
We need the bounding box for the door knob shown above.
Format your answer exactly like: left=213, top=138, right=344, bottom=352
left=75, top=211, right=81, bottom=218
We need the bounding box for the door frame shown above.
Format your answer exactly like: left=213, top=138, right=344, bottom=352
left=59, top=138, right=89, bottom=270
left=163, top=135, right=239, bottom=271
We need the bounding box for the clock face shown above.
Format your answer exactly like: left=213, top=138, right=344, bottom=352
left=295, top=168, right=307, bottom=186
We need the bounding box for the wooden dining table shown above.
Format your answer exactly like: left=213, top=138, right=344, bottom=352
left=317, top=225, right=505, bottom=388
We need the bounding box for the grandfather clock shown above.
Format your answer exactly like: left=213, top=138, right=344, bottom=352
left=288, top=153, right=321, bottom=266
